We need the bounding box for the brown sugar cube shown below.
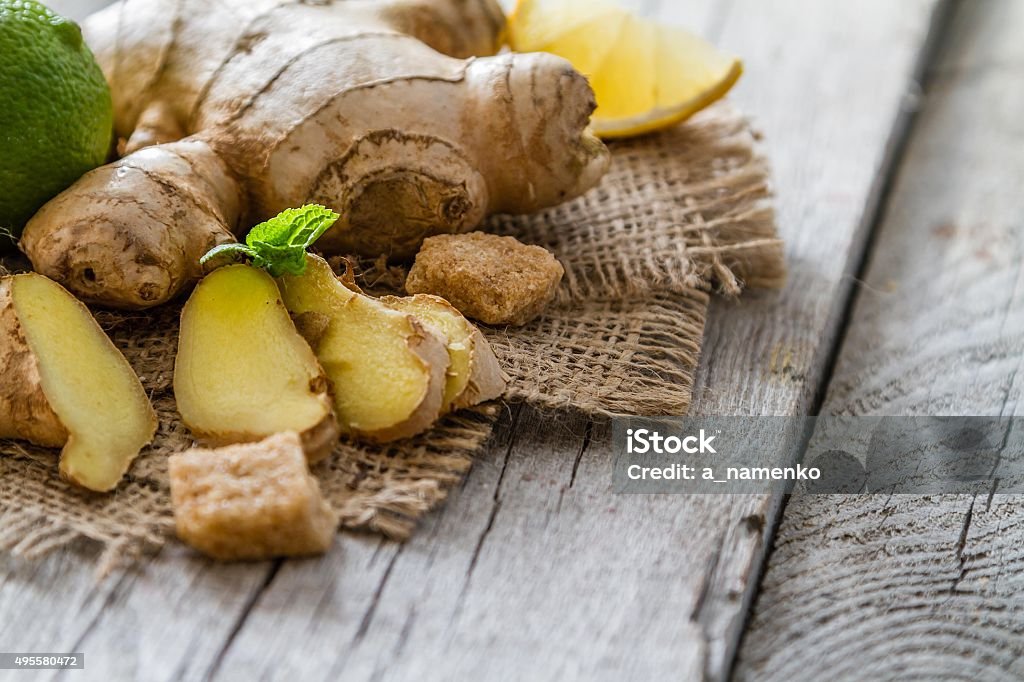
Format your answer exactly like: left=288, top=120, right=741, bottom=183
left=406, top=232, right=564, bottom=326
left=169, top=431, right=337, bottom=561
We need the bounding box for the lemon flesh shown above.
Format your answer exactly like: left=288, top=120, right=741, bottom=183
left=508, top=0, right=742, bottom=138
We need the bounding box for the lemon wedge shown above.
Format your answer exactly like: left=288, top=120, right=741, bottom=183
left=507, top=0, right=743, bottom=138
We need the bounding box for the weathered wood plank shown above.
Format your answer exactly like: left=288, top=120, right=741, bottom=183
left=0, top=543, right=270, bottom=682
left=674, top=0, right=951, bottom=675
left=50, top=547, right=273, bottom=682
left=0, top=1, right=947, bottom=681
left=211, top=2, right=948, bottom=681
left=735, top=0, right=1024, bottom=679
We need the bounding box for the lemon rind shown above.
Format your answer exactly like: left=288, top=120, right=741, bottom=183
left=591, top=60, right=743, bottom=139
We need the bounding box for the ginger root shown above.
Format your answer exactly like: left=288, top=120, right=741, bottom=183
left=173, top=264, right=339, bottom=462
left=169, top=431, right=337, bottom=561
left=21, top=140, right=241, bottom=310
left=0, top=273, right=156, bottom=491
left=382, top=294, right=507, bottom=411
left=21, top=0, right=609, bottom=310
left=278, top=254, right=449, bottom=443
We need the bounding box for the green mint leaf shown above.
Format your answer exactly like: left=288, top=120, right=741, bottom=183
left=250, top=242, right=310, bottom=278
left=197, top=205, right=339, bottom=276
left=243, top=204, right=340, bottom=276
left=245, top=205, right=339, bottom=250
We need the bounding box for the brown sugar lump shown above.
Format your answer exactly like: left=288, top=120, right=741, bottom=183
left=406, top=232, right=564, bottom=326
left=169, top=432, right=337, bottom=561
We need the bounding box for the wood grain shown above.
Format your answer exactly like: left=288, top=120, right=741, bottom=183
left=681, top=0, right=950, bottom=675
left=0, top=1, right=956, bottom=680
left=735, top=0, right=1024, bottom=679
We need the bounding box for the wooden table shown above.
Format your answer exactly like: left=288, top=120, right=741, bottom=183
left=4, top=0, right=1021, bottom=680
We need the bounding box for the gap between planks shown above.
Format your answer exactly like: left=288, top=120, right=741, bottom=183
left=725, top=0, right=960, bottom=674
left=736, top=0, right=1024, bottom=678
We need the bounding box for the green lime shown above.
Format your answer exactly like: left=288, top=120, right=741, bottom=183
left=0, top=0, right=112, bottom=243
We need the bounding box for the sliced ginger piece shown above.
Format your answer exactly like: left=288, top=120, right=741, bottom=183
left=382, top=294, right=506, bottom=411
left=169, top=431, right=337, bottom=561
left=174, top=265, right=338, bottom=462
left=277, top=254, right=449, bottom=442
left=0, top=273, right=156, bottom=492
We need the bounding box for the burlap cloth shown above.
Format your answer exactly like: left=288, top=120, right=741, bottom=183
left=0, top=102, right=784, bottom=570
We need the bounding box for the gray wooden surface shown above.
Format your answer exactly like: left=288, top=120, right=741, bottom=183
left=3, top=0, right=1019, bottom=681
left=735, top=0, right=1024, bottom=679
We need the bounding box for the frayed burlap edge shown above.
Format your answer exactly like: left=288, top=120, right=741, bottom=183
left=486, top=101, right=783, bottom=416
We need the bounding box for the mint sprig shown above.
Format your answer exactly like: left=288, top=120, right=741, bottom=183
left=200, top=205, right=340, bottom=277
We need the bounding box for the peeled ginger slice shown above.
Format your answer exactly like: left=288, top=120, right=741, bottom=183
left=3, top=273, right=156, bottom=492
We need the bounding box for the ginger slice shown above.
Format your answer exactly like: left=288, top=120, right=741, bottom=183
left=382, top=294, right=506, bottom=411
left=0, top=273, right=156, bottom=492
left=277, top=255, right=449, bottom=442
left=174, top=265, right=339, bottom=462
left=169, top=431, right=337, bottom=561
